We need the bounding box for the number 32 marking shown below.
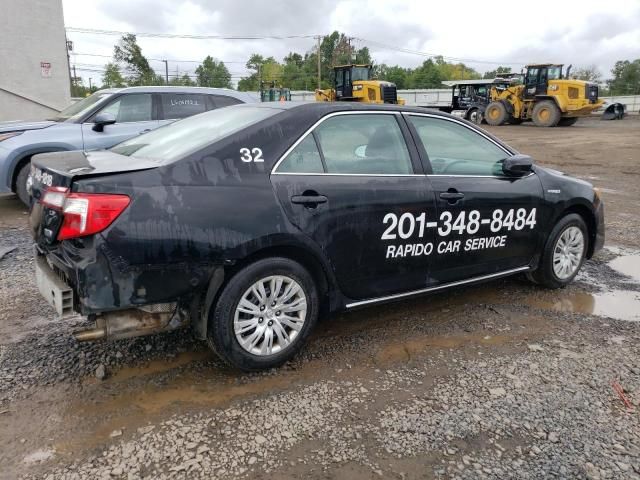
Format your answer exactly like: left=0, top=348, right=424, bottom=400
left=240, top=147, right=264, bottom=163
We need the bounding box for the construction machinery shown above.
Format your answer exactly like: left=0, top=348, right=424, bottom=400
left=439, top=78, right=512, bottom=123
left=484, top=64, right=604, bottom=127
left=315, top=64, right=404, bottom=104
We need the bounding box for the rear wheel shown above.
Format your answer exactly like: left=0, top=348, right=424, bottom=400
left=528, top=213, right=587, bottom=288
left=558, top=117, right=579, bottom=126
left=484, top=102, right=508, bottom=126
left=207, top=257, right=319, bottom=371
left=532, top=100, right=561, bottom=127
left=14, top=162, right=31, bottom=206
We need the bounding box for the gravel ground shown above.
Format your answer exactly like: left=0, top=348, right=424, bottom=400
left=2, top=119, right=640, bottom=479
left=21, top=313, right=640, bottom=480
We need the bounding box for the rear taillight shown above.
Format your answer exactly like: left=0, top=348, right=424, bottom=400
left=42, top=188, right=130, bottom=240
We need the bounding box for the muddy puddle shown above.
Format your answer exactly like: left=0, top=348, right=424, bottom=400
left=608, top=253, right=640, bottom=283
left=521, top=290, right=640, bottom=322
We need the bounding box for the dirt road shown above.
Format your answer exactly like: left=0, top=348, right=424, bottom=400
left=1, top=118, right=639, bottom=479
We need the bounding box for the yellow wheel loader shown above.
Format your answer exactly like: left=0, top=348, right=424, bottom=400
left=484, top=64, right=604, bottom=127
left=315, top=64, right=404, bottom=104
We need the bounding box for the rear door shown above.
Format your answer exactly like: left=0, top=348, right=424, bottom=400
left=157, top=92, right=208, bottom=128
left=406, top=113, right=544, bottom=284
left=271, top=112, right=438, bottom=301
left=81, top=93, right=158, bottom=150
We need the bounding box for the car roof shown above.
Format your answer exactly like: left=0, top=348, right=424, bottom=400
left=95, top=86, right=258, bottom=102
left=245, top=101, right=466, bottom=118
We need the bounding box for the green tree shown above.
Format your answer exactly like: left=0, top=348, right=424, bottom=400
left=483, top=66, right=512, bottom=79
left=195, top=56, right=232, bottom=88
left=375, top=64, right=409, bottom=89
left=113, top=34, right=156, bottom=86
left=102, top=62, right=126, bottom=88
left=237, top=54, right=283, bottom=91
left=608, top=60, right=640, bottom=95
left=169, top=73, right=196, bottom=86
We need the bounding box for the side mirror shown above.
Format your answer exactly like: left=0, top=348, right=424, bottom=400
left=92, top=112, right=116, bottom=132
left=503, top=154, right=533, bottom=176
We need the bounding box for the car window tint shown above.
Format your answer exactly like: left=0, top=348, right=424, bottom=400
left=160, top=94, right=207, bottom=119
left=211, top=95, right=243, bottom=108
left=277, top=135, right=324, bottom=173
left=100, top=94, right=152, bottom=123
left=314, top=114, right=412, bottom=175
left=408, top=116, right=508, bottom=176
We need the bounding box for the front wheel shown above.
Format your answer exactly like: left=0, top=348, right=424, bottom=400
left=207, top=257, right=319, bottom=371
left=485, top=102, right=508, bottom=126
left=528, top=214, right=588, bottom=288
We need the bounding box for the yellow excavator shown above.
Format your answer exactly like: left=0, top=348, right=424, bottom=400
left=315, top=64, right=404, bottom=104
left=484, top=64, right=604, bottom=126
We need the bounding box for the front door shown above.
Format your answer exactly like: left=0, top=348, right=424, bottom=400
left=81, top=93, right=158, bottom=151
left=406, top=113, right=544, bottom=284
left=271, top=112, right=437, bottom=300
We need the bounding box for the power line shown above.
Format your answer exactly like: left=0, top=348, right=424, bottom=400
left=72, top=52, right=247, bottom=64
left=352, top=37, right=527, bottom=67
left=67, top=27, right=525, bottom=68
left=66, top=27, right=319, bottom=40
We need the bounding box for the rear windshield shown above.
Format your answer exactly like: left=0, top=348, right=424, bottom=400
left=110, top=105, right=281, bottom=162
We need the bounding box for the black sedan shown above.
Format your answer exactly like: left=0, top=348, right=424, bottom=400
left=29, top=102, right=604, bottom=371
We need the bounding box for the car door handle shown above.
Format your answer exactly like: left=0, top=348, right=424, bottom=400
left=139, top=129, right=152, bottom=134
left=291, top=194, right=327, bottom=205
left=439, top=192, right=465, bottom=200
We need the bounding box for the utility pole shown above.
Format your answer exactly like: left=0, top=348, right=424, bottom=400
left=88, top=78, right=92, bottom=90
left=162, top=60, right=169, bottom=85
left=72, top=65, right=77, bottom=95
left=316, top=35, right=321, bottom=90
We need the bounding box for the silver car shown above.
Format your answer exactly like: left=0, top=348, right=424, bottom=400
left=0, top=86, right=257, bottom=204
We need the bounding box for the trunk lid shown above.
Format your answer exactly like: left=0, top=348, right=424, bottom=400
left=29, top=150, right=157, bottom=245
left=30, top=150, right=158, bottom=196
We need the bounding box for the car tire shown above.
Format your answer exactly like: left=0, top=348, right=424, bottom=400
left=528, top=213, right=588, bottom=289
left=15, top=161, right=31, bottom=206
left=207, top=257, right=319, bottom=371
left=484, top=102, right=508, bottom=126
left=532, top=100, right=561, bottom=127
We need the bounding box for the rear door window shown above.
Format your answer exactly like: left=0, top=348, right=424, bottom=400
left=277, top=135, right=324, bottom=173
left=313, top=114, right=413, bottom=175
left=160, top=93, right=207, bottom=120
left=210, top=95, right=244, bottom=109
left=99, top=94, right=153, bottom=123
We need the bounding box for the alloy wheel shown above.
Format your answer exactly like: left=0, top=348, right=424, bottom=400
left=552, top=226, right=585, bottom=279
left=233, top=275, right=307, bottom=356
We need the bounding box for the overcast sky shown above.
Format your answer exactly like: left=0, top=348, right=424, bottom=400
left=62, top=0, right=640, bottom=88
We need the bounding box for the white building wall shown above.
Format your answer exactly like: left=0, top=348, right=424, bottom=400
left=0, top=0, right=71, bottom=121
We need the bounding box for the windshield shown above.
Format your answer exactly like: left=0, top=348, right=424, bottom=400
left=49, top=92, right=113, bottom=122
left=110, top=105, right=281, bottom=162
left=351, top=67, right=371, bottom=82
